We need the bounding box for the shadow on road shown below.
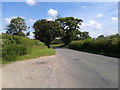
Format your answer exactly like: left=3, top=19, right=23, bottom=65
left=51, top=44, right=67, bottom=49
left=52, top=47, right=64, bottom=49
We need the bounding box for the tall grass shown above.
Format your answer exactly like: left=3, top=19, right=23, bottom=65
left=69, top=34, right=120, bottom=58
left=1, top=34, right=55, bottom=64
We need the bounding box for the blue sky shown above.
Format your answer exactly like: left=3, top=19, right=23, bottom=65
left=2, top=1, right=118, bottom=38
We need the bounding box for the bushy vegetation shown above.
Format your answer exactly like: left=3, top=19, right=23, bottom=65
left=6, top=17, right=29, bottom=36
left=69, top=34, right=120, bottom=57
left=33, top=19, right=64, bottom=48
left=1, top=34, right=55, bottom=64
left=56, top=17, right=83, bottom=45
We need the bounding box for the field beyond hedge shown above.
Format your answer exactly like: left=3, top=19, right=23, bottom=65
left=1, top=34, right=55, bottom=64
left=69, top=34, right=120, bottom=58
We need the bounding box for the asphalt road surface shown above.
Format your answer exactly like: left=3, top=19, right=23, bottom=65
left=2, top=48, right=118, bottom=88
left=55, top=48, right=118, bottom=88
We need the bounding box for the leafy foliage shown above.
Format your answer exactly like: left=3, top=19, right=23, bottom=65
left=80, top=31, right=90, bottom=40
left=6, top=17, right=29, bottom=36
left=69, top=34, right=120, bottom=57
left=33, top=19, right=64, bottom=48
left=2, top=34, right=55, bottom=64
left=55, top=17, right=83, bottom=45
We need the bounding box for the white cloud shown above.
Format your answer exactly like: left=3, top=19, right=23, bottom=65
left=28, top=32, right=34, bottom=39
left=26, top=0, right=36, bottom=6
left=95, top=23, right=102, bottom=30
left=46, top=17, right=54, bottom=21
left=111, top=17, right=118, bottom=21
left=101, top=30, right=117, bottom=37
left=80, top=19, right=117, bottom=38
left=81, top=20, right=102, bottom=30
left=47, top=9, right=58, bottom=18
left=96, top=13, right=104, bottom=18
left=87, top=20, right=97, bottom=26
left=4, top=16, right=24, bottom=24
left=81, top=20, right=97, bottom=27
left=81, top=22, right=85, bottom=26
left=5, top=18, right=12, bottom=24
left=81, top=5, right=87, bottom=8
left=79, top=29, right=98, bottom=38
left=29, top=19, right=36, bottom=23
left=107, top=30, right=114, bottom=35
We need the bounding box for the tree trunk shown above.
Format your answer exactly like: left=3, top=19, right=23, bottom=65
left=47, top=45, right=50, bottom=48
left=45, top=43, right=50, bottom=48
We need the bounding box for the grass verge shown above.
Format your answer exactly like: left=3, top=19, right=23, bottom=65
left=50, top=44, right=65, bottom=48
left=2, top=46, right=55, bottom=64
left=2, top=34, right=55, bottom=64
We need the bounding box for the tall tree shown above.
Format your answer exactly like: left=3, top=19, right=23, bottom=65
left=6, top=17, right=29, bottom=36
left=80, top=31, right=90, bottom=40
left=33, top=19, right=64, bottom=48
left=55, top=17, right=83, bottom=45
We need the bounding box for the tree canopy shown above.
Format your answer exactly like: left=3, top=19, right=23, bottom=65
left=33, top=19, right=64, bottom=48
left=6, top=17, right=29, bottom=36
left=55, top=17, right=83, bottom=45
left=80, top=31, right=90, bottom=40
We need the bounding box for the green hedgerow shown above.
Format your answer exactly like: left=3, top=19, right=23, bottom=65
left=2, top=34, right=55, bottom=64
left=69, top=34, right=120, bottom=56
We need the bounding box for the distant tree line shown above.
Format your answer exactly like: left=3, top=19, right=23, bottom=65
left=5, top=16, right=108, bottom=48
left=4, top=16, right=120, bottom=58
